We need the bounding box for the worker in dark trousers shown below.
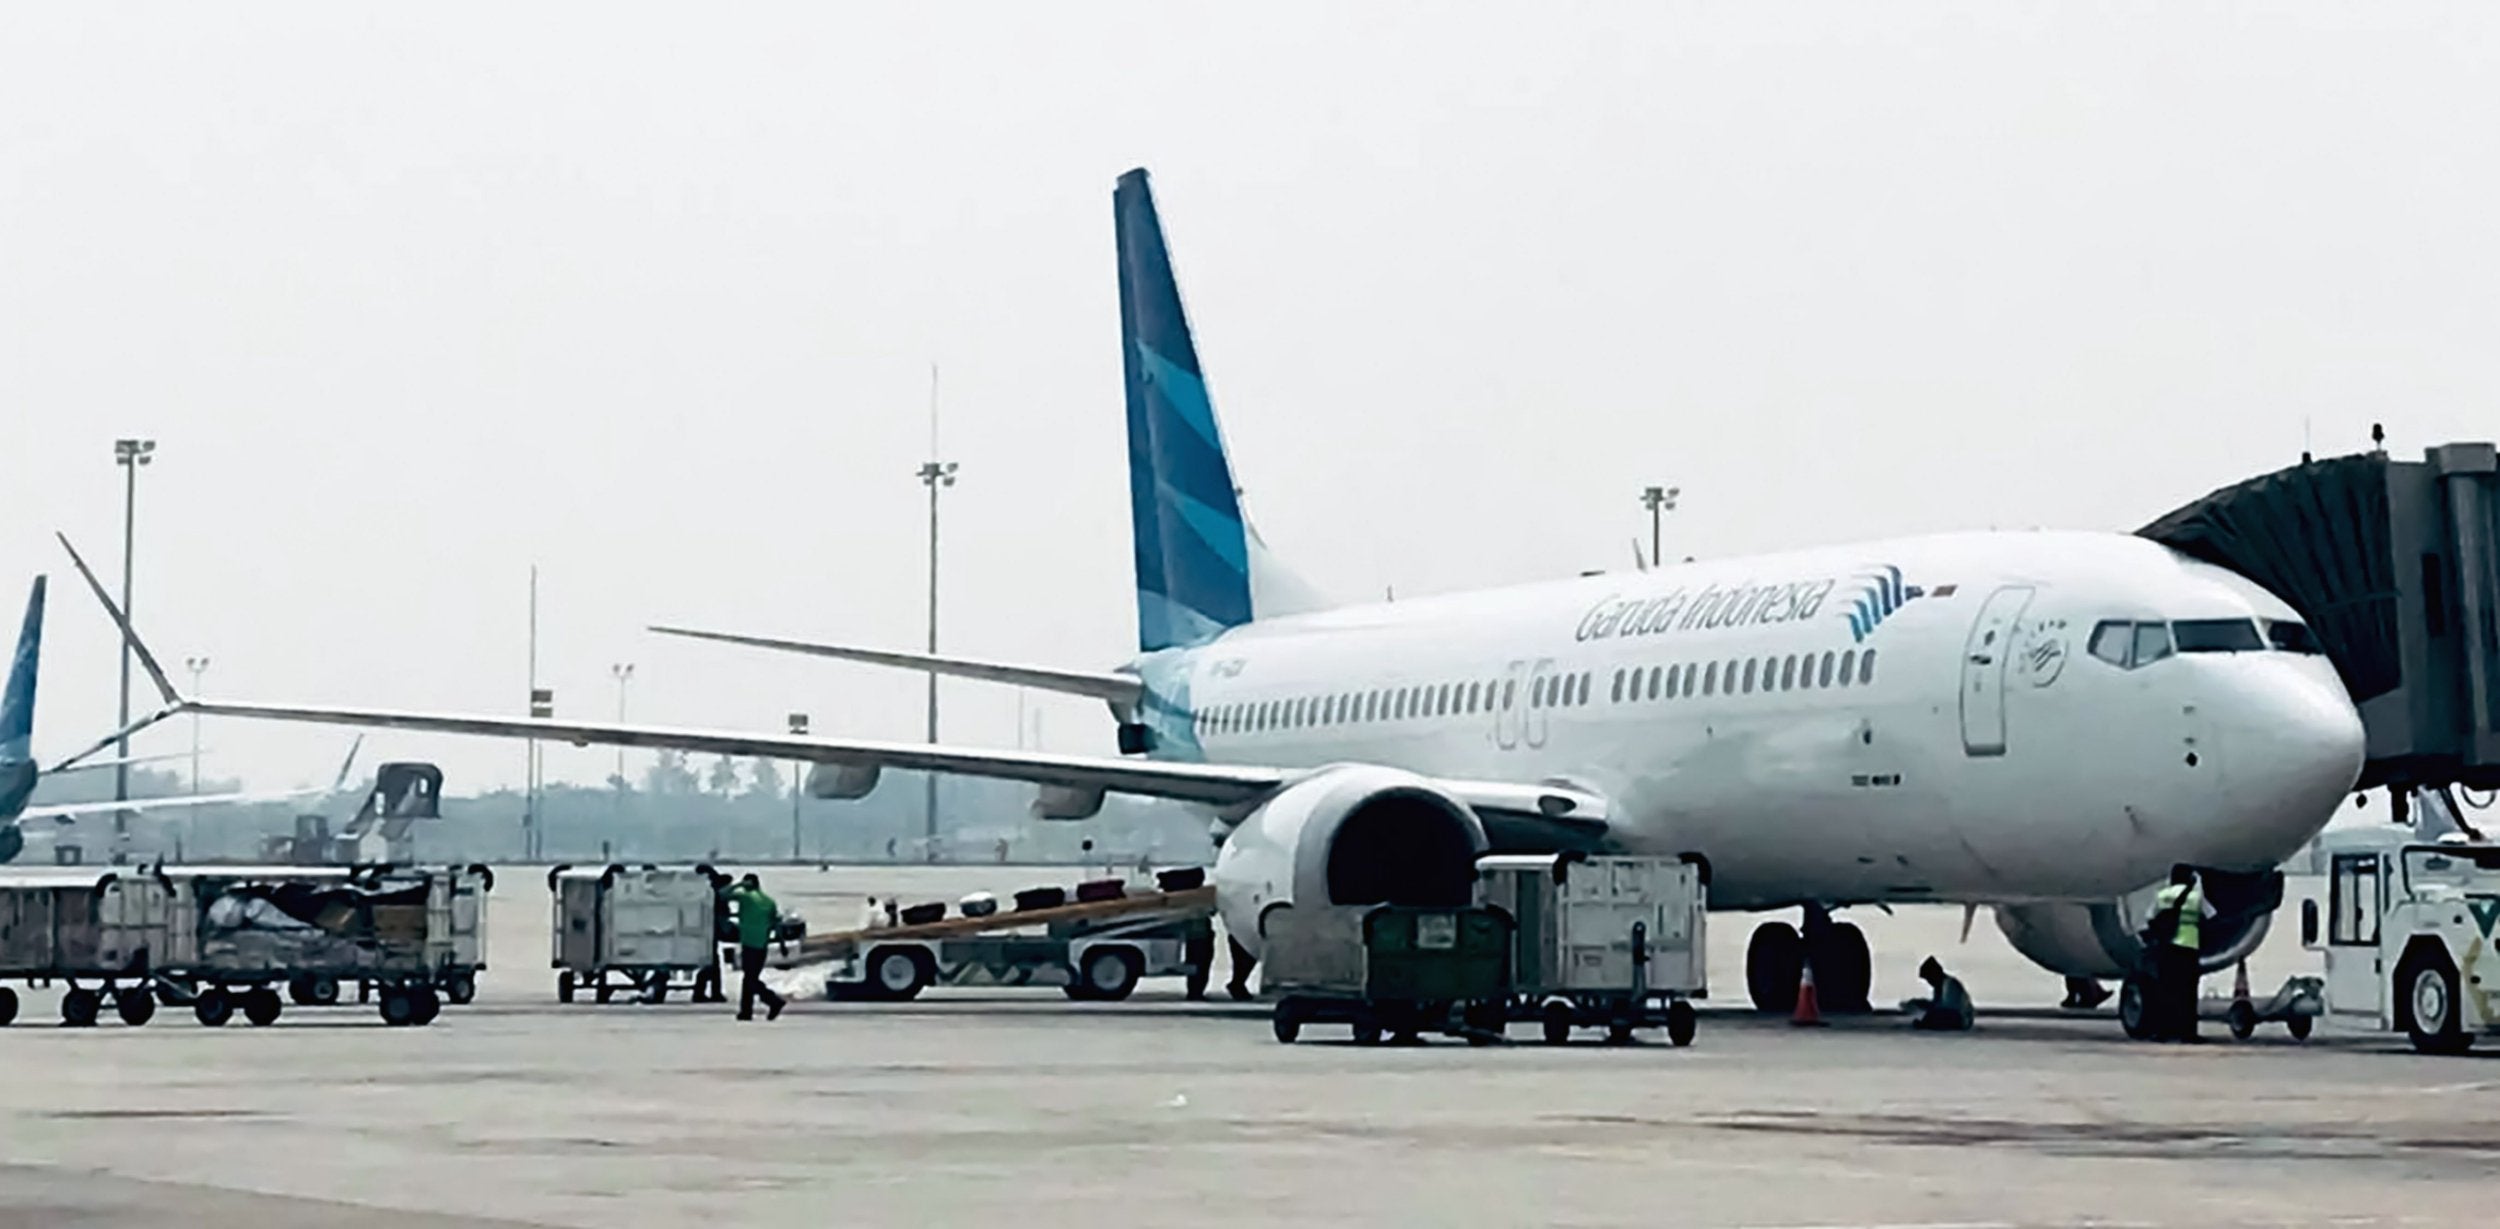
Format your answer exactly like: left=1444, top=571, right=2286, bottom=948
left=728, top=873, right=787, bottom=1021
left=1909, top=956, right=1975, bottom=1031
left=1225, top=936, right=1257, bottom=1001
left=2145, top=864, right=2204, bottom=1041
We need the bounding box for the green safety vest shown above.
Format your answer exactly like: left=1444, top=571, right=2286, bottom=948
left=2154, top=882, right=2203, bottom=950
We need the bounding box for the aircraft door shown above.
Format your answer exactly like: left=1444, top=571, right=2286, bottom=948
left=1959, top=585, right=2036, bottom=757
left=1493, top=660, right=1526, bottom=750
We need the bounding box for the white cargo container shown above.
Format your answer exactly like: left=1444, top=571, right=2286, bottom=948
left=0, top=868, right=175, bottom=1028
left=1475, top=853, right=1706, bottom=1045
left=548, top=864, right=727, bottom=1004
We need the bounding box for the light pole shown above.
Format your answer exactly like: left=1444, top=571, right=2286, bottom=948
left=183, top=656, right=210, bottom=794
left=1640, top=484, right=1680, bottom=569
left=112, top=437, right=156, bottom=864
left=610, top=663, right=634, bottom=821
left=916, top=452, right=956, bottom=864
left=788, top=712, right=808, bottom=861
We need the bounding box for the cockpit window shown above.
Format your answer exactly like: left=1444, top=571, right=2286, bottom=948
left=2088, top=621, right=2132, bottom=667
left=2130, top=622, right=2174, bottom=666
left=2174, top=618, right=2265, bottom=653
left=2265, top=619, right=2323, bottom=655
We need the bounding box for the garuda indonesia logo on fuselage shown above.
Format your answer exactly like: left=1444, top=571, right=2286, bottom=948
left=1843, top=565, right=1925, bottom=643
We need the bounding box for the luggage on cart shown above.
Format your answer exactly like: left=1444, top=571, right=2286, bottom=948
left=1014, top=887, right=1066, bottom=912
left=158, top=864, right=475, bottom=1028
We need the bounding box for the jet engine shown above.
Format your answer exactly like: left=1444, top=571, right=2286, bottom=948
left=1993, top=867, right=2284, bottom=979
left=1210, top=764, right=1488, bottom=956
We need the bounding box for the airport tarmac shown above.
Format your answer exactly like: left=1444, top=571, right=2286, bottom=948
left=2, top=865, right=2492, bottom=1229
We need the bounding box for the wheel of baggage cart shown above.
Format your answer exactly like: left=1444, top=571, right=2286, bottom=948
left=441, top=972, right=475, bottom=1006
left=409, top=985, right=442, bottom=1027
left=642, top=970, right=671, bottom=1005
left=1271, top=1001, right=1303, bottom=1044
left=1352, top=1019, right=1383, bottom=1046
left=2227, top=1000, right=2258, bottom=1042
left=62, top=988, right=101, bottom=1028
left=289, top=974, right=340, bottom=1006
left=193, top=988, right=234, bottom=1028
left=557, top=971, right=576, bottom=1003
left=867, top=947, right=932, bottom=1001
left=0, top=986, right=17, bottom=1027
left=1540, top=1001, right=1574, bottom=1045
left=2286, top=1013, right=2312, bottom=1042
left=2117, top=976, right=2153, bottom=1041
left=1665, top=1000, right=1698, bottom=1048
left=378, top=985, right=420, bottom=1027
left=243, top=988, right=284, bottom=1028
left=116, top=988, right=156, bottom=1027
left=1069, top=947, right=1142, bottom=1003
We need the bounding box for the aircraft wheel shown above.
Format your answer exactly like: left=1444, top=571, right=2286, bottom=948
left=1745, top=922, right=1802, bottom=1013
left=2226, top=1000, right=2258, bottom=1042
left=1816, top=920, right=1873, bottom=1013
left=2118, top=976, right=2154, bottom=1040
left=2286, top=1013, right=2313, bottom=1042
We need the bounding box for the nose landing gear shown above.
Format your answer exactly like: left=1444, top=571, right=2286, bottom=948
left=1745, top=907, right=1872, bottom=1014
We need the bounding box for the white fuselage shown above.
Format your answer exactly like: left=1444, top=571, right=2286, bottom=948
left=1160, top=530, right=2364, bottom=912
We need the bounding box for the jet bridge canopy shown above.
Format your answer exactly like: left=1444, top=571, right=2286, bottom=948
left=2141, top=441, right=2500, bottom=792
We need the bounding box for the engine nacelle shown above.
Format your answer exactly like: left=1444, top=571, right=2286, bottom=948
left=1211, top=765, right=1488, bottom=957
left=804, top=761, right=880, bottom=801
left=1994, top=868, right=2284, bottom=979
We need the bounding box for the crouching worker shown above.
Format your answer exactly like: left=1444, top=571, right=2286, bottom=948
left=1908, top=956, right=1975, bottom=1031
left=728, top=873, right=788, bottom=1022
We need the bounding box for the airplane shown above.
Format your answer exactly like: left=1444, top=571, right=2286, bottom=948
left=56, top=167, right=2366, bottom=1012
left=0, top=576, right=351, bottom=864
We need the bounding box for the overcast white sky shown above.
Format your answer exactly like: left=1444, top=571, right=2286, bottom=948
left=5, top=4, right=2497, bottom=793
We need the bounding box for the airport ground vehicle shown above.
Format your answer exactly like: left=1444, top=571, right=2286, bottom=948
left=152, top=864, right=487, bottom=1027
left=0, top=868, right=173, bottom=1027
left=784, top=880, right=1217, bottom=1002
left=1265, top=903, right=1513, bottom=1045
left=549, top=864, right=728, bottom=1004
left=1474, top=853, right=1703, bottom=1045
left=2307, top=838, right=2500, bottom=1054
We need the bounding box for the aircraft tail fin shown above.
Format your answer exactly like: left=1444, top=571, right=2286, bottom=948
left=1116, top=169, right=1332, bottom=652
left=2, top=577, right=42, bottom=763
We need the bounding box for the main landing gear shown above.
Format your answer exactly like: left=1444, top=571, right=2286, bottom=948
left=1745, top=907, right=1872, bottom=1014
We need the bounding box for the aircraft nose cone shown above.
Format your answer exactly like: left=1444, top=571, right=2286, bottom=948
left=2205, top=669, right=2365, bottom=868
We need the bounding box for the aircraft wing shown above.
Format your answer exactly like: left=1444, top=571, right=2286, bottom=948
left=20, top=784, right=335, bottom=824
left=648, top=625, right=1144, bottom=708
left=56, top=532, right=1609, bottom=837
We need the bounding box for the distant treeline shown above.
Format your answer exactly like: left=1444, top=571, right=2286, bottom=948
left=25, top=755, right=1208, bottom=865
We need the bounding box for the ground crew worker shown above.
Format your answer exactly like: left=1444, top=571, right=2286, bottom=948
left=728, top=873, right=787, bottom=1021
left=2147, top=864, right=2204, bottom=1041
left=1909, top=956, right=1975, bottom=1031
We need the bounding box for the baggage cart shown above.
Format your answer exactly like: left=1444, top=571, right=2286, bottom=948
left=1264, top=903, right=1513, bottom=1045
left=1475, top=853, right=1705, bottom=1045
left=0, top=868, right=175, bottom=1027
left=154, top=864, right=475, bottom=1027
left=548, top=864, right=729, bottom=1004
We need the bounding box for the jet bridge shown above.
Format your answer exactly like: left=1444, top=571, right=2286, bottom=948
left=2140, top=438, right=2500, bottom=800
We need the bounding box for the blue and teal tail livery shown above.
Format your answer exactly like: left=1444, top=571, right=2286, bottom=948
left=2, top=576, right=42, bottom=764
left=1117, top=168, right=1253, bottom=653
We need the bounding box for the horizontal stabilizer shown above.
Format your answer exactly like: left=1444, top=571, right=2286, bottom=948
left=650, top=625, right=1143, bottom=708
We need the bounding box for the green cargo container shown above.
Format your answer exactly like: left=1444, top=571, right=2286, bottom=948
left=1360, top=907, right=1511, bottom=1004
left=1268, top=904, right=1513, bottom=1045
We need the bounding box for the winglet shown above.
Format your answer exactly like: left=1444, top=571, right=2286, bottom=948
left=55, top=532, right=181, bottom=707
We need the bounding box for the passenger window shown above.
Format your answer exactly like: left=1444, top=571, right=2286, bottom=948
left=1438, top=683, right=1454, bottom=715
left=1818, top=651, right=1835, bottom=688
left=1837, top=650, right=1856, bottom=687
left=1781, top=656, right=1798, bottom=691
left=1647, top=666, right=1663, bottom=701
left=1703, top=662, right=1718, bottom=695
left=1741, top=659, right=1757, bottom=694
left=1859, top=649, right=1876, bottom=685
left=1577, top=673, right=1592, bottom=705
left=2088, top=621, right=2132, bottom=667
left=1501, top=680, right=1516, bottom=709
left=1466, top=681, right=1481, bottom=712
left=2132, top=622, right=2174, bottom=666
left=1664, top=665, right=1680, bottom=699
left=1611, top=670, right=1625, bottom=703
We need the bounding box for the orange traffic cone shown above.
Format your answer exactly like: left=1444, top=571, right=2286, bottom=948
left=1791, top=957, right=1826, bottom=1027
